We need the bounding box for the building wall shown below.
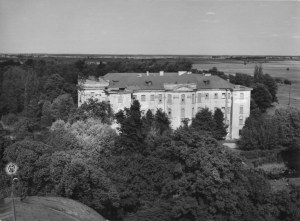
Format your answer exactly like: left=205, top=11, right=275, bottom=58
left=79, top=87, right=251, bottom=140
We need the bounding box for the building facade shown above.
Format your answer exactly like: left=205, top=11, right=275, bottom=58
left=78, top=72, right=252, bottom=139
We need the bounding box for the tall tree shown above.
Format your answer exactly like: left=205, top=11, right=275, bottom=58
left=190, top=108, right=216, bottom=135
left=51, top=94, right=75, bottom=121
left=252, top=83, right=273, bottom=112
left=213, top=108, right=228, bottom=140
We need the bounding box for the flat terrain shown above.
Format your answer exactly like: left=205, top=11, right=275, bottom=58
left=193, top=60, right=300, bottom=109
left=0, top=196, right=105, bottom=221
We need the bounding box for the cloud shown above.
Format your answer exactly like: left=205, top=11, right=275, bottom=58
left=206, top=12, right=215, bottom=15
left=291, top=35, right=300, bottom=39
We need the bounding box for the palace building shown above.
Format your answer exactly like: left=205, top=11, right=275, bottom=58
left=78, top=71, right=252, bottom=139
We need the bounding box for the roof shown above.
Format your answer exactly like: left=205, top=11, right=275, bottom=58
left=102, top=72, right=245, bottom=91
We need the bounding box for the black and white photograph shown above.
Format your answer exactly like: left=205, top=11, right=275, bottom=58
left=0, top=0, right=299, bottom=220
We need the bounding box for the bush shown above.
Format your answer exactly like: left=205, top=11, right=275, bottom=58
left=2, top=113, right=18, bottom=126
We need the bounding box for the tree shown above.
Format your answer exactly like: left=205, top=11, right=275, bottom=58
left=153, top=109, right=171, bottom=136
left=115, top=100, right=146, bottom=152
left=42, top=74, right=65, bottom=101
left=252, top=84, right=273, bottom=112
left=40, top=100, right=53, bottom=128
left=190, top=108, right=216, bottom=134
left=69, top=99, right=113, bottom=124
left=213, top=108, right=228, bottom=140
left=51, top=94, right=75, bottom=121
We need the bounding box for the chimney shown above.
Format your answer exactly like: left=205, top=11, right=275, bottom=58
left=146, top=71, right=149, bottom=76
left=159, top=71, right=164, bottom=76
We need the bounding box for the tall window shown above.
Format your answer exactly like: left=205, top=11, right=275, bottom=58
left=214, top=93, right=218, bottom=99
left=240, top=106, right=244, bottom=114
left=141, top=95, right=146, bottom=102
left=197, top=93, right=201, bottom=103
left=118, top=95, right=123, bottom=103
left=239, top=116, right=243, bottom=125
left=181, top=107, right=185, bottom=119
left=192, top=94, right=195, bottom=104
left=240, top=93, right=244, bottom=99
left=181, top=94, right=185, bottom=103
left=158, top=94, right=162, bottom=103
left=205, top=93, right=209, bottom=100
left=168, top=108, right=172, bottom=117
left=167, top=94, right=172, bottom=104
left=228, top=93, right=231, bottom=99
left=150, top=95, right=155, bottom=101
left=222, top=93, right=226, bottom=99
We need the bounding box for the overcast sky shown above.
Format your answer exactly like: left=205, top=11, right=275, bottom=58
left=0, top=0, right=299, bottom=55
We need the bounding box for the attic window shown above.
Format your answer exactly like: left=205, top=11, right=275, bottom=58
left=145, top=81, right=152, bottom=86
left=203, top=80, right=210, bottom=85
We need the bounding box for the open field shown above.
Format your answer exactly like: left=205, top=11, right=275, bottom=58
left=0, top=196, right=105, bottom=221
left=193, top=60, right=300, bottom=109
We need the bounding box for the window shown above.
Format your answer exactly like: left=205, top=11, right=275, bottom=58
left=214, top=93, right=218, bottom=99
left=197, top=93, right=201, bottom=103
left=141, top=95, right=146, bottom=102
left=158, top=94, right=162, bottom=103
left=240, top=106, right=244, bottom=114
left=181, top=94, right=185, bottom=103
left=192, top=94, right=195, bottom=104
left=168, top=108, right=172, bottom=117
left=228, top=93, right=231, bottom=99
left=240, top=93, right=244, bottom=99
left=150, top=95, right=155, bottom=101
left=167, top=94, right=172, bottom=104
left=205, top=93, right=209, bottom=100
left=227, top=107, right=231, bottom=114
left=118, top=95, right=123, bottom=103
left=181, top=107, right=185, bottom=118
left=239, top=116, right=243, bottom=125
left=222, top=93, right=226, bottom=99
left=192, top=107, right=195, bottom=117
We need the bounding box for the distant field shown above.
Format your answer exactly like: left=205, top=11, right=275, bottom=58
left=193, top=60, right=300, bottom=109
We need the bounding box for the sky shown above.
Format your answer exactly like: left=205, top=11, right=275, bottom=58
left=0, top=0, right=299, bottom=55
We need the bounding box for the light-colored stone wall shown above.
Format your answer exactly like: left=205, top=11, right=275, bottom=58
left=78, top=85, right=251, bottom=140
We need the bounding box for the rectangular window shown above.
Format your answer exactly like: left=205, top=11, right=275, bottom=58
left=197, top=93, right=201, bottom=103
left=240, top=106, right=244, bottom=114
left=118, top=95, right=123, bottom=103
left=227, top=107, right=231, bottom=114
left=239, top=116, right=243, bottom=125
left=222, top=93, right=226, bottom=99
left=192, top=94, right=195, bottom=104
left=167, top=94, right=172, bottom=104
left=205, top=93, right=209, bottom=100
left=158, top=94, right=162, bottom=103
left=168, top=108, right=172, bottom=117
left=150, top=95, right=155, bottom=101
left=181, top=107, right=185, bottom=118
left=228, top=93, right=231, bottom=99
left=214, top=93, right=218, bottom=99
left=141, top=95, right=146, bottom=102
left=240, top=93, right=244, bottom=99
left=181, top=94, right=185, bottom=103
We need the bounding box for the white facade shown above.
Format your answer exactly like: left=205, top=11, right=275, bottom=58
left=78, top=72, right=251, bottom=139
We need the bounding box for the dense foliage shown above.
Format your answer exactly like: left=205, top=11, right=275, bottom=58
left=0, top=59, right=298, bottom=220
